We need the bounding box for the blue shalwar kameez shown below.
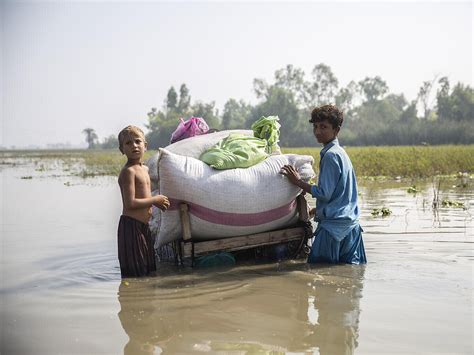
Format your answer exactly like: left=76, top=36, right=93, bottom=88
left=308, top=138, right=367, bottom=264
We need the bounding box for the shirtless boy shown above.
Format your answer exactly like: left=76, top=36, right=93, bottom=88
left=117, top=125, right=170, bottom=277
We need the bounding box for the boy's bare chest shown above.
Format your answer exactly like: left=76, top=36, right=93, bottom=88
left=134, top=169, right=151, bottom=192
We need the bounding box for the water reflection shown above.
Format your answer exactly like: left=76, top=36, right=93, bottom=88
left=118, top=280, right=166, bottom=355
left=304, top=265, right=365, bottom=355
left=117, top=264, right=365, bottom=354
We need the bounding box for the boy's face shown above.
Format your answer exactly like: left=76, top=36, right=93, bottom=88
left=312, top=119, right=340, bottom=145
left=121, top=134, right=147, bottom=160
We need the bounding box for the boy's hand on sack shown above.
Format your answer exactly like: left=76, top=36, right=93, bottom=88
left=154, top=195, right=170, bottom=211
left=280, top=165, right=301, bottom=185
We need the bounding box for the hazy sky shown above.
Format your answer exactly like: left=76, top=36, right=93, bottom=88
left=2, top=1, right=472, bottom=148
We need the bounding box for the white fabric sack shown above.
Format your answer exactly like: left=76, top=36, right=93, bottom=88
left=148, top=130, right=253, bottom=234
left=154, top=148, right=315, bottom=247
left=146, top=130, right=253, bottom=190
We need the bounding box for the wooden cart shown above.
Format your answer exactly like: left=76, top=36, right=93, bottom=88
left=175, top=194, right=312, bottom=266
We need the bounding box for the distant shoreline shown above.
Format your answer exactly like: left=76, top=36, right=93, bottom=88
left=1, top=145, right=473, bottom=179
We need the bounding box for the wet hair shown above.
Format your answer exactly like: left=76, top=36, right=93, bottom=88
left=309, top=104, right=344, bottom=129
left=118, top=125, right=146, bottom=152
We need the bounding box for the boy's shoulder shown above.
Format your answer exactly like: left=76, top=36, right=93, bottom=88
left=323, top=144, right=351, bottom=163
left=119, top=163, right=148, bottom=178
left=118, top=164, right=133, bottom=183
left=325, top=144, right=344, bottom=157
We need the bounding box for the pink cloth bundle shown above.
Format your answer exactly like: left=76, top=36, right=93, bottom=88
left=170, top=117, right=209, bottom=144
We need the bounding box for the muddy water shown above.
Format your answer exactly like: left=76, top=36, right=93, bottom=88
left=1, top=158, right=472, bottom=354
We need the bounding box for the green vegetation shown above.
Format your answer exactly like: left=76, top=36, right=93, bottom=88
left=1, top=145, right=472, bottom=179
left=441, top=200, right=465, bottom=209
left=140, top=64, right=473, bottom=148
left=371, top=207, right=393, bottom=217
left=81, top=64, right=473, bottom=149
left=82, top=128, right=98, bottom=149
left=283, top=145, right=474, bottom=178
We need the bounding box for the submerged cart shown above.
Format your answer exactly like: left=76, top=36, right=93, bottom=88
left=170, top=194, right=312, bottom=266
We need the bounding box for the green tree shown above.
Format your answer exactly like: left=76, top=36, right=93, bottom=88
left=437, top=81, right=474, bottom=122
left=335, top=81, right=359, bottom=112
left=307, top=63, right=339, bottom=107
left=385, top=93, right=408, bottom=112
left=416, top=76, right=440, bottom=120
left=100, top=134, right=119, bottom=149
left=190, top=101, right=220, bottom=129
left=253, top=78, right=269, bottom=99
left=145, top=107, right=180, bottom=149
left=399, top=100, right=418, bottom=124
left=222, top=99, right=251, bottom=129
left=250, top=63, right=340, bottom=146
left=347, top=92, right=406, bottom=145
left=273, top=64, right=307, bottom=107
left=250, top=86, right=308, bottom=146
left=335, top=81, right=360, bottom=123
left=177, top=83, right=191, bottom=114
left=255, top=63, right=339, bottom=109
left=82, top=128, right=98, bottom=149
left=145, top=84, right=220, bottom=148
left=437, top=76, right=450, bottom=98
left=166, top=87, right=178, bottom=111
left=358, top=76, right=388, bottom=103
left=145, top=86, right=183, bottom=149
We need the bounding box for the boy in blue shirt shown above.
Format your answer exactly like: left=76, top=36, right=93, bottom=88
left=281, top=105, right=367, bottom=264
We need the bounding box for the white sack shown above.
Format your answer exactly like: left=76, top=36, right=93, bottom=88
left=155, top=148, right=315, bottom=247
left=146, top=130, right=253, bottom=189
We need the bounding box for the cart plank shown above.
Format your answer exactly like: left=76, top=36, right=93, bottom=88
left=181, top=227, right=305, bottom=257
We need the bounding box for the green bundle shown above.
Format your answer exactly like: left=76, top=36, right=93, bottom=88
left=251, top=116, right=281, bottom=154
left=200, top=133, right=268, bottom=170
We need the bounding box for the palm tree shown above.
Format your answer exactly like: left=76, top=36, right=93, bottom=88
left=82, top=128, right=98, bottom=149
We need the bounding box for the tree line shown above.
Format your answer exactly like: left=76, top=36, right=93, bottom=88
left=84, top=63, right=473, bottom=149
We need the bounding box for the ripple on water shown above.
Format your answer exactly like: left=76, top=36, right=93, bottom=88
left=0, top=248, right=121, bottom=297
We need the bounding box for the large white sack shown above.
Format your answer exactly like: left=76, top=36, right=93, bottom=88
left=146, top=130, right=253, bottom=189
left=155, top=148, right=315, bottom=247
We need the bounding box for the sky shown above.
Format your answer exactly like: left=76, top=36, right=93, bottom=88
left=1, top=0, right=472, bottom=148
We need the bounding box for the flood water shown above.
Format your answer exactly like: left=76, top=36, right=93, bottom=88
left=1, top=156, right=473, bottom=354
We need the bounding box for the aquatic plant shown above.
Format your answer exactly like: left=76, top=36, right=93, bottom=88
left=407, top=185, right=419, bottom=193
left=371, top=207, right=392, bottom=217
left=441, top=200, right=465, bottom=208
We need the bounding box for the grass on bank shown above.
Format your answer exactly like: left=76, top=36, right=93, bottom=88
left=283, top=145, right=474, bottom=178
left=1, top=145, right=473, bottom=179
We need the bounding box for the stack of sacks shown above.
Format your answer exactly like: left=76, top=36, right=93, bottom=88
left=146, top=130, right=315, bottom=247
left=146, top=130, right=253, bottom=191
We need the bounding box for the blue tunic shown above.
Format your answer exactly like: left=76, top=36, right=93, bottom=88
left=308, top=138, right=367, bottom=264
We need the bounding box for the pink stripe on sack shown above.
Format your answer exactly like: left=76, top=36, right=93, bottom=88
left=168, top=198, right=297, bottom=226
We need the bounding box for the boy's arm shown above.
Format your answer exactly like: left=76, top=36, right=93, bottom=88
left=280, top=154, right=341, bottom=202
left=120, top=168, right=169, bottom=210
left=310, top=154, right=341, bottom=202
left=280, top=165, right=312, bottom=194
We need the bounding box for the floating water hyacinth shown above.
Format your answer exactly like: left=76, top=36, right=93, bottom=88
left=441, top=199, right=465, bottom=208
left=371, top=207, right=392, bottom=217
left=407, top=186, right=419, bottom=193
